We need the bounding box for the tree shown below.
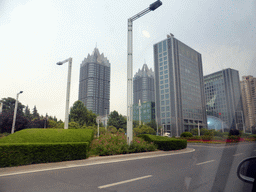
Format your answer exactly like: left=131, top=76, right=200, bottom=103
left=69, top=100, right=97, bottom=126
left=0, top=110, right=28, bottom=133
left=0, top=97, right=25, bottom=115
left=146, top=120, right=157, bottom=131
left=32, top=105, right=40, bottom=119
left=68, top=121, right=80, bottom=129
left=24, top=105, right=32, bottom=120
left=107, top=111, right=127, bottom=130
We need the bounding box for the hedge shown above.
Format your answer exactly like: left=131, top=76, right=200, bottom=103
left=138, top=134, right=187, bottom=151
left=0, top=129, right=94, bottom=145
left=0, top=142, right=89, bottom=167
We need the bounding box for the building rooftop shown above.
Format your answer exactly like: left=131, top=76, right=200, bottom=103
left=81, top=47, right=110, bottom=67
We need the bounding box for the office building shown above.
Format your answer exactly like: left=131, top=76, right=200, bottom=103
left=240, top=75, right=256, bottom=132
left=133, top=101, right=155, bottom=123
left=79, top=48, right=110, bottom=116
left=204, top=68, right=244, bottom=130
left=154, top=34, right=207, bottom=136
left=133, top=64, right=155, bottom=104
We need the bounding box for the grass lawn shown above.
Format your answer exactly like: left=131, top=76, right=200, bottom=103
left=0, top=128, right=94, bottom=144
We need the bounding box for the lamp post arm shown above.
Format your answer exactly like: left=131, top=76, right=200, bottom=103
left=129, top=7, right=151, bottom=22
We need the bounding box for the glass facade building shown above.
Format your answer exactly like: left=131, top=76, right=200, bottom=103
left=133, top=64, right=155, bottom=104
left=153, top=34, right=207, bottom=136
left=204, top=68, right=244, bottom=130
left=79, top=48, right=110, bottom=116
left=133, top=101, right=155, bottom=123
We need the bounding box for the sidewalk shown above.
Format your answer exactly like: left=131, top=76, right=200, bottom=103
left=0, top=148, right=194, bottom=177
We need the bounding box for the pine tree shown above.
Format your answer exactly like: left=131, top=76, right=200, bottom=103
left=32, top=105, right=40, bottom=119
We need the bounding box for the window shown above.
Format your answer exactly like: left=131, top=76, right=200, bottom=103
left=161, top=107, right=165, bottom=111
left=161, top=95, right=164, bottom=100
left=165, top=94, right=169, bottom=99
left=160, top=80, right=163, bottom=84
left=164, top=56, right=167, bottom=60
left=166, top=106, right=170, bottom=111
left=165, top=89, right=169, bottom=93
left=164, top=70, right=168, bottom=74
left=160, top=71, right=163, bottom=75
left=159, top=53, right=162, bottom=57
left=166, top=100, right=170, bottom=105
left=163, top=52, right=167, bottom=56
left=160, top=67, right=163, bottom=70
left=165, top=75, right=168, bottom=78
left=166, top=112, right=170, bottom=117
left=165, top=84, right=168, bottom=88
left=160, top=62, right=163, bottom=66
left=161, top=90, right=164, bottom=94
left=162, top=113, right=165, bottom=118
left=160, top=85, right=164, bottom=89
left=164, top=61, right=167, bottom=65
left=165, top=79, right=168, bottom=83
left=161, top=101, right=165, bottom=105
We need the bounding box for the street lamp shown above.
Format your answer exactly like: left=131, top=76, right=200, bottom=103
left=105, top=107, right=108, bottom=130
left=11, top=91, right=23, bottom=134
left=127, top=0, right=162, bottom=145
left=56, top=57, right=72, bottom=129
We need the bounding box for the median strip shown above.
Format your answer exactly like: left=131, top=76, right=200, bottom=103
left=98, top=175, right=152, bottom=189
left=196, top=160, right=215, bottom=165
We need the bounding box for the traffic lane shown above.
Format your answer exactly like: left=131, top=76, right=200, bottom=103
left=187, top=143, right=256, bottom=192
left=0, top=149, right=208, bottom=192
left=1, top=144, right=255, bottom=192
left=0, top=150, right=197, bottom=192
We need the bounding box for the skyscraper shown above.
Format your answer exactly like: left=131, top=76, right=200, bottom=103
left=154, top=34, right=207, bottom=136
left=204, top=68, right=244, bottom=130
left=133, top=64, right=155, bottom=104
left=79, top=48, right=110, bottom=116
left=240, top=75, right=256, bottom=132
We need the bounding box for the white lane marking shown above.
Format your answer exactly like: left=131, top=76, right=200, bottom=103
left=196, top=160, right=215, bottom=165
left=98, top=175, right=152, bottom=189
left=0, top=149, right=195, bottom=177
left=233, top=153, right=243, bottom=156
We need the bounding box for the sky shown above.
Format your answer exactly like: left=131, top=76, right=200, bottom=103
left=1, top=0, right=256, bottom=121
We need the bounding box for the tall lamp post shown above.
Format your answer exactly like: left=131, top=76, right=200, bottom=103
left=11, top=91, right=23, bottom=134
left=105, top=107, right=108, bottom=130
left=57, top=57, right=72, bottom=129
left=127, top=0, right=162, bottom=145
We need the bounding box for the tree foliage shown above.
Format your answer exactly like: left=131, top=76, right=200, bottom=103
left=0, top=97, right=25, bottom=115
left=107, top=110, right=127, bottom=130
left=69, top=100, right=97, bottom=127
left=133, top=125, right=156, bottom=136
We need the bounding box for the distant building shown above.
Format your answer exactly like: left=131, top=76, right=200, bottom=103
left=133, top=101, right=155, bottom=123
left=204, top=68, right=244, bottom=130
left=78, top=48, right=110, bottom=116
left=154, top=34, right=207, bottom=136
left=133, top=64, right=155, bottom=104
left=240, top=75, right=256, bottom=132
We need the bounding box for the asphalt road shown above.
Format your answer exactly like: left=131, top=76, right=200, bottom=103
left=0, top=143, right=255, bottom=192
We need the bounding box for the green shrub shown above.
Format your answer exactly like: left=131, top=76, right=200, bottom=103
left=180, top=132, right=193, bottom=138
left=89, top=133, right=156, bottom=156
left=0, top=142, right=88, bottom=167
left=186, top=136, right=201, bottom=140
left=108, top=126, right=117, bottom=134
left=68, top=121, right=80, bottom=129
left=201, top=135, right=214, bottom=141
left=133, top=125, right=156, bottom=136
left=138, top=134, right=187, bottom=151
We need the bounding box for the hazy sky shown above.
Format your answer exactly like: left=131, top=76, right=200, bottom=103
left=1, top=0, right=256, bottom=120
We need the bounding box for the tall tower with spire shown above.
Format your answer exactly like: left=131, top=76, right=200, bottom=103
left=79, top=48, right=110, bottom=116
left=133, top=63, right=155, bottom=104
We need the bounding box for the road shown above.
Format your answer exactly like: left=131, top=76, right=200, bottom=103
left=0, top=143, right=255, bottom=192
